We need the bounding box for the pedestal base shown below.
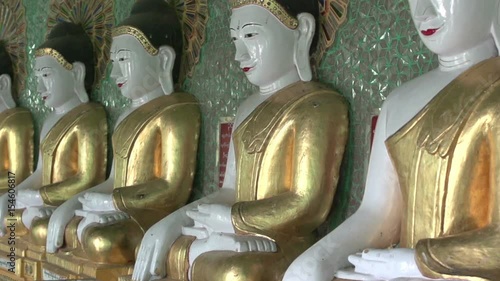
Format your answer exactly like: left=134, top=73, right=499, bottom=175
left=43, top=252, right=133, bottom=281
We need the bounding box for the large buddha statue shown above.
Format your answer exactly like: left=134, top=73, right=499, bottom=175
left=131, top=1, right=349, bottom=280
left=39, top=0, right=201, bottom=279
left=0, top=20, right=108, bottom=232
left=283, top=1, right=500, bottom=281
left=0, top=42, right=33, bottom=199
left=0, top=21, right=109, bottom=280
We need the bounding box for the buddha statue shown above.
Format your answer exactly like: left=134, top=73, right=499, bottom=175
left=283, top=1, right=500, bottom=281
left=40, top=0, right=201, bottom=279
left=131, top=1, right=349, bottom=280
left=0, top=21, right=108, bottom=279
left=0, top=42, right=34, bottom=199
left=6, top=21, right=109, bottom=230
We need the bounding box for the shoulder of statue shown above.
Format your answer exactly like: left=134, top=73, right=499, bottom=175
left=69, top=102, right=107, bottom=133
left=0, top=107, right=34, bottom=130
left=290, top=81, right=349, bottom=117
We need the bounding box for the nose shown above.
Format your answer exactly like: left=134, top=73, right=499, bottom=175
left=36, top=77, right=46, bottom=94
left=412, top=0, right=437, bottom=21
left=234, top=40, right=251, bottom=62
left=110, top=61, right=122, bottom=80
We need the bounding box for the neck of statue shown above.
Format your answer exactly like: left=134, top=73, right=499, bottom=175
left=131, top=86, right=165, bottom=108
left=259, top=69, right=301, bottom=96
left=438, top=37, right=498, bottom=72
left=54, top=95, right=83, bottom=115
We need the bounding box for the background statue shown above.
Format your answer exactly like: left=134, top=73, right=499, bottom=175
left=132, top=0, right=349, bottom=280
left=284, top=1, right=500, bottom=280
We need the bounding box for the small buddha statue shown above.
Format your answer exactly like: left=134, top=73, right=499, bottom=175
left=283, top=1, right=500, bottom=281
left=0, top=41, right=34, bottom=232
left=41, top=0, right=200, bottom=275
left=0, top=22, right=108, bottom=239
left=132, top=1, right=349, bottom=280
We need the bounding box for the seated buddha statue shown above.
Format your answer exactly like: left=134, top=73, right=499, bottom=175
left=131, top=1, right=349, bottom=280
left=0, top=41, right=34, bottom=200
left=0, top=22, right=108, bottom=241
left=283, top=1, right=500, bottom=281
left=41, top=0, right=200, bottom=276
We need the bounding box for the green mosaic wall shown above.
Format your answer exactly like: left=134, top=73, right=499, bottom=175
left=19, top=0, right=437, bottom=229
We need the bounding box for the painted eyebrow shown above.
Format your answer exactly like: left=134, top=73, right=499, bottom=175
left=242, top=23, right=262, bottom=28
left=35, top=67, right=51, bottom=72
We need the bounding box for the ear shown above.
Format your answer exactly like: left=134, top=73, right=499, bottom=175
left=0, top=74, right=11, bottom=93
left=159, top=45, right=175, bottom=73
left=158, top=46, right=176, bottom=94
left=294, top=13, right=315, bottom=82
left=71, top=62, right=89, bottom=103
left=0, top=74, right=15, bottom=108
left=491, top=1, right=500, bottom=49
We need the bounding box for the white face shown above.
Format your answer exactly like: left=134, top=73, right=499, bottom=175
left=35, top=56, right=76, bottom=108
left=230, top=5, right=297, bottom=87
left=409, top=0, right=498, bottom=56
left=110, top=35, right=161, bottom=100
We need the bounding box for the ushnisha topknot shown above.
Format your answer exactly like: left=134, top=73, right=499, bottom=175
left=0, top=41, right=14, bottom=84
left=113, top=0, right=183, bottom=83
left=230, top=0, right=320, bottom=54
left=230, top=0, right=299, bottom=29
left=36, top=22, right=95, bottom=92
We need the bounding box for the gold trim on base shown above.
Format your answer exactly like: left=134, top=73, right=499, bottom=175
left=44, top=252, right=133, bottom=281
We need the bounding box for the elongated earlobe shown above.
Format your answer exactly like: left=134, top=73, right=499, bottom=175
left=491, top=1, right=500, bottom=49
left=72, top=62, right=89, bottom=103
left=294, top=13, right=315, bottom=81
left=158, top=46, right=175, bottom=95
left=0, top=74, right=15, bottom=109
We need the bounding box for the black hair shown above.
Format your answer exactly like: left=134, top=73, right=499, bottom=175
left=275, top=0, right=320, bottom=54
left=37, top=22, right=95, bottom=92
left=0, top=41, right=14, bottom=87
left=117, top=0, right=183, bottom=84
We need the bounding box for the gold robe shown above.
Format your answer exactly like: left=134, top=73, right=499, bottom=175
left=386, top=57, right=500, bottom=281
left=168, top=81, right=349, bottom=281
left=26, top=102, right=108, bottom=242
left=39, top=102, right=108, bottom=206
left=70, top=93, right=200, bottom=265
left=0, top=108, right=34, bottom=194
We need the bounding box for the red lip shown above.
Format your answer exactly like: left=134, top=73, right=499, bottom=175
left=421, top=28, right=440, bottom=36
left=242, top=67, right=253, bottom=73
left=117, top=82, right=126, bottom=88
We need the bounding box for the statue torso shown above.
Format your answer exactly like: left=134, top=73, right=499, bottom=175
left=112, top=93, right=198, bottom=188
left=232, top=81, right=348, bottom=252
left=0, top=108, right=34, bottom=183
left=385, top=57, right=500, bottom=247
left=41, top=102, right=107, bottom=188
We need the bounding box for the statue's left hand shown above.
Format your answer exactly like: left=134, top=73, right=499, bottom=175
left=186, top=204, right=234, bottom=235
left=335, top=248, right=430, bottom=281
left=21, top=206, right=55, bottom=229
left=78, top=192, right=116, bottom=211
left=16, top=190, right=43, bottom=209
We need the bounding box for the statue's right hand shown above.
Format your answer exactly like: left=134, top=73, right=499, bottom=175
left=46, top=198, right=82, bottom=253
left=0, top=194, right=9, bottom=236
left=188, top=233, right=277, bottom=268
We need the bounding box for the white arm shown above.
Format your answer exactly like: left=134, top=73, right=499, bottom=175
left=0, top=152, right=43, bottom=235
left=132, top=188, right=236, bottom=281
left=46, top=173, right=114, bottom=253
left=283, top=103, right=403, bottom=281
left=133, top=119, right=239, bottom=281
